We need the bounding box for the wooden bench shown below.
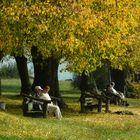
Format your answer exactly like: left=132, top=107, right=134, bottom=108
left=80, top=92, right=110, bottom=113
left=22, top=94, right=51, bottom=118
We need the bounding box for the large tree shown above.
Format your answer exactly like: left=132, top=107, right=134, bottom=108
left=0, top=0, right=140, bottom=98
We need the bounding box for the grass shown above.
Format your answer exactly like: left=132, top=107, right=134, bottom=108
left=1, top=78, right=140, bottom=140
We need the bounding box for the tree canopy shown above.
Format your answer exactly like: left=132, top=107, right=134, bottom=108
left=0, top=0, right=140, bottom=73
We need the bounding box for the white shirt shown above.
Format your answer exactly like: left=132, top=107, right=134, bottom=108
left=39, top=93, right=51, bottom=101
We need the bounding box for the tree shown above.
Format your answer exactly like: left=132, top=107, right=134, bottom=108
left=14, top=55, right=32, bottom=94
left=1, top=0, right=140, bottom=101
left=1, top=0, right=140, bottom=71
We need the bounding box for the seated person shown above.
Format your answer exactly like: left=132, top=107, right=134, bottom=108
left=110, top=82, right=125, bottom=99
left=103, top=84, right=117, bottom=103
left=35, top=85, right=62, bottom=120
left=105, top=82, right=129, bottom=106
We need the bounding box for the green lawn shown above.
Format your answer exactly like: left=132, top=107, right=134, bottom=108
left=1, top=79, right=140, bottom=140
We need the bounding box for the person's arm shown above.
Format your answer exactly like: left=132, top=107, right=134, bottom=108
left=111, top=87, right=119, bottom=95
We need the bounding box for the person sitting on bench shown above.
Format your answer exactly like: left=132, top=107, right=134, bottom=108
left=106, top=82, right=129, bottom=106
left=35, top=86, right=62, bottom=120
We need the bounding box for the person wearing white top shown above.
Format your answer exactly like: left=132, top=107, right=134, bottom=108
left=110, top=82, right=119, bottom=95
left=110, top=82, right=125, bottom=99
left=110, top=82, right=129, bottom=106
left=35, top=86, right=62, bottom=120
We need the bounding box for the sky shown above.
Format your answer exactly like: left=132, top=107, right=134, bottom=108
left=29, top=62, right=73, bottom=80
left=58, top=63, right=73, bottom=80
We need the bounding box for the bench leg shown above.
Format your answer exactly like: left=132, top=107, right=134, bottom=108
left=98, top=99, right=102, bottom=112
left=42, top=103, right=47, bottom=118
left=105, top=99, right=110, bottom=113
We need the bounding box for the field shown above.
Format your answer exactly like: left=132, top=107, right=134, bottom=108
left=0, top=79, right=140, bottom=140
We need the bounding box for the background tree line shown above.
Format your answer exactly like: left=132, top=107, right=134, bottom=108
left=1, top=63, right=19, bottom=78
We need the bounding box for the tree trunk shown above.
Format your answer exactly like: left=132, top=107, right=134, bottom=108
left=0, top=51, right=3, bottom=60
left=89, top=72, right=99, bottom=92
left=93, top=63, right=111, bottom=90
left=14, top=55, right=31, bottom=95
left=80, top=71, right=89, bottom=92
left=111, top=69, right=127, bottom=92
left=79, top=71, right=88, bottom=112
left=31, top=47, right=65, bottom=108
left=0, top=76, right=1, bottom=97
left=31, top=47, right=59, bottom=95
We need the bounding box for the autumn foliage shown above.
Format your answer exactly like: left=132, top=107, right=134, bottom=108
left=0, top=0, right=140, bottom=73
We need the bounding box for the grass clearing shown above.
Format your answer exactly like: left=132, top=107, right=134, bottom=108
left=1, top=79, right=140, bottom=140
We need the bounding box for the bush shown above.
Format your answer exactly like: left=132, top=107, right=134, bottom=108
left=126, top=82, right=140, bottom=98
left=132, top=83, right=140, bottom=94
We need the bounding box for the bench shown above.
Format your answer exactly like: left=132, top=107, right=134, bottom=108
left=80, top=91, right=110, bottom=113
left=22, top=94, right=51, bottom=118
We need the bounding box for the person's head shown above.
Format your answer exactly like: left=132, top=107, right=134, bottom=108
left=43, top=85, right=50, bottom=93
left=34, top=86, right=43, bottom=93
left=110, top=82, right=115, bottom=87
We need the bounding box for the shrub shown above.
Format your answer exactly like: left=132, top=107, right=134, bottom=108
left=126, top=82, right=140, bottom=98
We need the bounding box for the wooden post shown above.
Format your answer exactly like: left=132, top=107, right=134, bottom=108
left=22, top=98, right=28, bottom=116
left=98, top=98, right=102, bottom=112
left=42, top=102, right=47, bottom=118
left=79, top=92, right=86, bottom=113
